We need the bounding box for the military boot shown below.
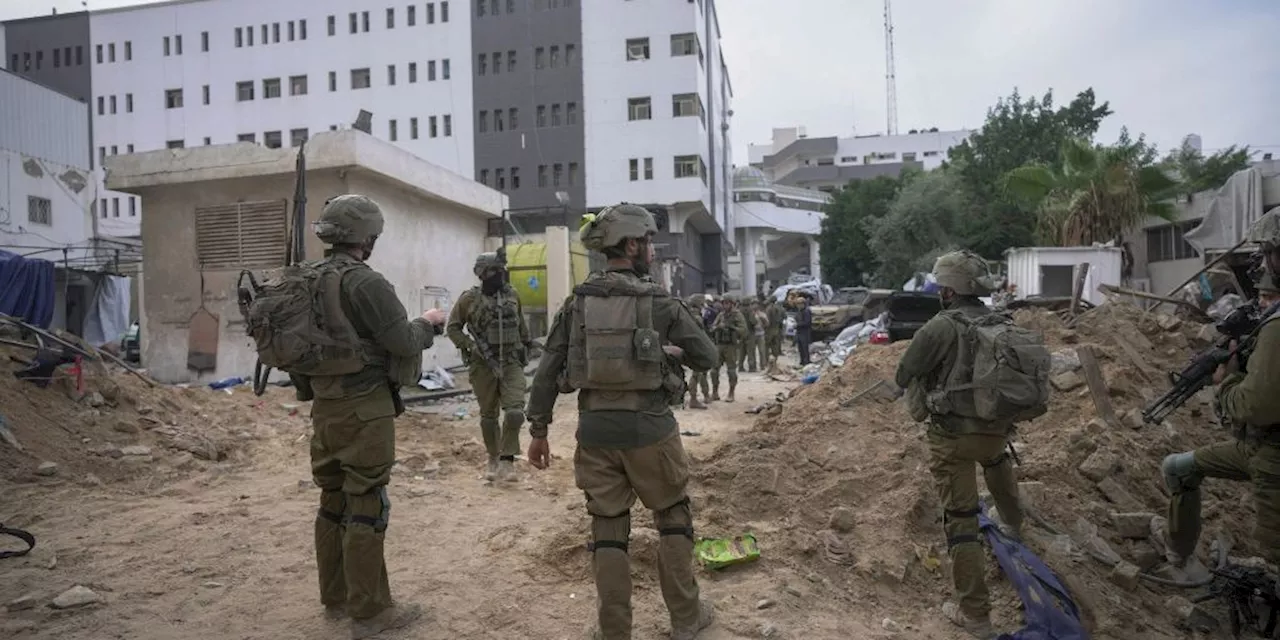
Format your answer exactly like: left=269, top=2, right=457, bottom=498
left=497, top=458, right=519, bottom=484
left=484, top=456, right=499, bottom=482
left=350, top=603, right=423, bottom=640
left=725, top=383, right=736, bottom=404
left=670, top=599, right=716, bottom=640
left=941, top=602, right=996, bottom=640
left=688, top=395, right=707, bottom=410
left=710, top=383, right=720, bottom=402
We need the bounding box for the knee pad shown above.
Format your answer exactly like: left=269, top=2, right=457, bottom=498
left=347, top=486, right=391, bottom=533
left=589, top=512, right=631, bottom=553
left=317, top=489, right=346, bottom=525
left=1162, top=452, right=1202, bottom=494
left=655, top=497, right=694, bottom=541
left=503, top=409, right=525, bottom=427
left=943, top=505, right=982, bottom=551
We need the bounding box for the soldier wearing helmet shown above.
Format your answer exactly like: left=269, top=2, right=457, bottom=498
left=709, top=293, right=748, bottom=403
left=1160, top=209, right=1280, bottom=585
left=893, top=249, right=1024, bottom=639
left=305, top=195, right=445, bottom=637
left=684, top=294, right=712, bottom=409
left=446, top=250, right=532, bottom=483
left=526, top=204, right=719, bottom=640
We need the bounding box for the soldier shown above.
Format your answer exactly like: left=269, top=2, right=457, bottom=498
left=710, top=295, right=747, bottom=403
left=738, top=298, right=759, bottom=373
left=684, top=294, right=711, bottom=410
left=894, top=250, right=1028, bottom=640
left=750, top=300, right=770, bottom=370
left=764, top=296, right=785, bottom=365
left=447, top=251, right=532, bottom=483
left=1161, top=211, right=1280, bottom=580
left=301, top=195, right=445, bottom=638
left=794, top=295, right=813, bottom=366
left=525, top=204, right=719, bottom=640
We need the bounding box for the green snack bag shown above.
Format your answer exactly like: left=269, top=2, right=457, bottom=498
left=695, top=533, right=761, bottom=570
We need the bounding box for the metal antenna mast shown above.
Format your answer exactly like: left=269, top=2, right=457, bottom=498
left=883, top=0, right=899, bottom=135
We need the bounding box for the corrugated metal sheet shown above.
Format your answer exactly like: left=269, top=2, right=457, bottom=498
left=1005, top=247, right=1124, bottom=306
left=0, top=69, right=90, bottom=169
left=194, top=200, right=288, bottom=270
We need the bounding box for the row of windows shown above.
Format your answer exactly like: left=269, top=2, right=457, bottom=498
left=626, top=33, right=703, bottom=64
left=95, top=196, right=139, bottom=220
left=322, top=3, right=451, bottom=39
left=732, top=190, right=826, bottom=212
left=478, top=162, right=579, bottom=191
left=626, top=94, right=705, bottom=122
left=386, top=115, right=455, bottom=140
left=477, top=0, right=573, bottom=18
left=11, top=46, right=84, bottom=72
left=233, top=21, right=308, bottom=48
left=476, top=102, right=578, bottom=133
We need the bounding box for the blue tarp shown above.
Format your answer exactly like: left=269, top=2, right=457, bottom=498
left=0, top=249, right=57, bottom=329
left=979, top=502, right=1090, bottom=640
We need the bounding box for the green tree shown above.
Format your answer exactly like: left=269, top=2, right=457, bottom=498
left=1005, top=137, right=1180, bottom=247
left=948, top=88, right=1113, bottom=258
left=818, top=173, right=907, bottom=286
left=1162, top=139, right=1253, bottom=199
left=867, top=169, right=974, bottom=286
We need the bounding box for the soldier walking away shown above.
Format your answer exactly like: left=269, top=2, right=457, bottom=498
left=1161, top=210, right=1280, bottom=581
left=738, top=299, right=759, bottom=373
left=751, top=300, right=770, bottom=371
left=684, top=295, right=711, bottom=409
left=764, top=297, right=785, bottom=366
left=794, top=296, right=813, bottom=366
left=525, top=203, right=719, bottom=640
left=447, top=251, right=533, bottom=483
left=710, top=295, right=748, bottom=403
left=258, top=195, right=445, bottom=639
left=894, top=250, right=1050, bottom=640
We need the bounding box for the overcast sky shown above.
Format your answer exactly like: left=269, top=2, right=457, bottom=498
left=5, top=0, right=1278, bottom=161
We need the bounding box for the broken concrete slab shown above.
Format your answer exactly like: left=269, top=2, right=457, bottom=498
left=1051, top=371, right=1085, bottom=392
left=1109, top=561, right=1141, bottom=591
left=1110, top=512, right=1156, bottom=539
left=1079, top=451, right=1119, bottom=482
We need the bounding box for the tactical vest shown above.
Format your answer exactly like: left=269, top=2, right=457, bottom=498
left=713, top=311, right=741, bottom=344
left=471, top=286, right=522, bottom=347
left=566, top=272, right=668, bottom=411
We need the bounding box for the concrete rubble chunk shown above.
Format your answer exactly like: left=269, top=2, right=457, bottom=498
left=113, top=418, right=140, bottom=434
left=1108, top=561, right=1141, bottom=591
left=50, top=585, right=101, bottom=609
left=36, top=461, right=59, bottom=476
left=1051, top=371, right=1084, bottom=392
left=1017, top=481, right=1045, bottom=513
left=119, top=445, right=152, bottom=457
left=828, top=507, right=855, bottom=533
left=1156, top=314, right=1183, bottom=332
left=1096, top=477, right=1144, bottom=511
left=1165, top=595, right=1217, bottom=632
left=1110, top=512, right=1156, bottom=539
left=7, top=595, right=37, bottom=611
left=1129, top=541, right=1163, bottom=571
left=1078, top=451, right=1119, bottom=482
left=1121, top=409, right=1145, bottom=430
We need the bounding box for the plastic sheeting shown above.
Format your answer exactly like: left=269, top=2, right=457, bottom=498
left=82, top=275, right=132, bottom=348
left=1183, top=168, right=1266, bottom=254
left=771, top=280, right=833, bottom=304
left=825, top=315, right=884, bottom=367
left=0, top=249, right=56, bottom=328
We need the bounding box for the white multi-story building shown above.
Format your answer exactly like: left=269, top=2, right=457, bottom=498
left=747, top=126, right=973, bottom=192
left=728, top=166, right=830, bottom=296
left=5, top=0, right=735, bottom=293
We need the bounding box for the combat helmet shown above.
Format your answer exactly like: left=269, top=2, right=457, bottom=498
left=721, top=293, right=738, bottom=305
left=473, top=251, right=506, bottom=278
left=1246, top=208, right=1280, bottom=249
left=313, top=194, right=384, bottom=245
left=932, top=250, right=997, bottom=296
left=1257, top=265, right=1280, bottom=295
left=579, top=203, right=658, bottom=252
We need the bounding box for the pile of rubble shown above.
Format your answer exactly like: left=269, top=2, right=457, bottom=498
left=693, top=301, right=1259, bottom=639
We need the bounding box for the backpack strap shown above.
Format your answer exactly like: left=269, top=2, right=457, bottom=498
left=0, top=523, right=35, bottom=559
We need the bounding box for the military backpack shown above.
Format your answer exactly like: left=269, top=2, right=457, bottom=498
left=929, top=310, right=1051, bottom=424
left=566, top=273, right=666, bottom=393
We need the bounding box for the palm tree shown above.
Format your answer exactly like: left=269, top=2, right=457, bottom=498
left=1004, top=138, right=1181, bottom=246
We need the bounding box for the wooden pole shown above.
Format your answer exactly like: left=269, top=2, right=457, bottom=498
left=1070, top=262, right=1090, bottom=318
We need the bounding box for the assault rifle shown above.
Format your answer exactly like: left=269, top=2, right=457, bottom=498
left=1191, top=563, right=1280, bottom=638
left=1142, top=300, right=1278, bottom=425
left=466, top=326, right=502, bottom=372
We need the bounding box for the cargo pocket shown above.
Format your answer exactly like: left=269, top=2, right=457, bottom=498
left=633, top=328, right=663, bottom=363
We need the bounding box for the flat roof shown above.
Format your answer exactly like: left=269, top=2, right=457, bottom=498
left=104, top=130, right=506, bottom=219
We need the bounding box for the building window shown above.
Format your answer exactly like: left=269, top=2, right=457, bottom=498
left=55, top=48, right=61, bottom=68
left=509, top=108, right=518, bottom=130
left=428, top=60, right=437, bottom=81
left=129, top=199, right=137, bottom=216
left=627, top=97, right=651, bottom=121
left=163, top=37, right=171, bottom=56
left=566, top=43, right=576, bottom=65
left=167, top=140, right=185, bottom=149
left=165, top=88, right=184, bottom=109
left=429, top=116, right=438, bottom=138
left=349, top=12, right=358, bottom=33
left=247, top=25, right=254, bottom=46
left=289, top=75, right=308, bottom=96
left=552, top=163, right=563, bottom=187
left=386, top=7, right=395, bottom=28
left=629, top=159, right=639, bottom=181
left=477, top=53, right=487, bottom=76
left=478, top=110, right=489, bottom=133
left=328, top=15, right=336, bottom=35
left=195, top=200, right=289, bottom=269
left=538, top=165, right=548, bottom=187
left=626, top=37, right=650, bottom=61
left=408, top=5, right=417, bottom=25
left=125, top=94, right=134, bottom=112
left=536, top=105, right=546, bottom=127
left=409, top=62, right=418, bottom=83
left=176, top=35, right=184, bottom=55
left=568, top=162, right=579, bottom=186
left=923, top=150, right=939, bottom=157
left=494, top=109, right=504, bottom=132
left=492, top=51, right=502, bottom=75
left=479, top=169, right=489, bottom=185
left=444, top=114, right=452, bottom=136
left=507, top=49, right=517, bottom=72
left=672, top=92, right=703, bottom=119
left=511, top=167, right=520, bottom=189
left=549, top=45, right=560, bottom=68
left=264, top=131, right=283, bottom=149
left=124, top=41, right=132, bottom=60
left=442, top=59, right=450, bottom=79
left=496, top=168, right=506, bottom=190
left=202, top=31, right=210, bottom=51
left=351, top=68, right=372, bottom=89
left=644, top=157, right=653, bottom=180
left=97, top=44, right=104, bottom=63
left=108, top=43, right=116, bottom=62
left=237, top=81, right=255, bottom=101
left=362, top=11, right=370, bottom=31
left=551, top=103, right=561, bottom=126
left=204, top=137, right=212, bottom=146
left=109, top=96, right=117, bottom=114
left=27, top=196, right=52, bottom=225
left=387, top=64, right=397, bottom=85
left=411, top=117, right=419, bottom=139
left=389, top=119, right=398, bottom=141
left=1147, top=220, right=1200, bottom=263
left=674, top=155, right=700, bottom=179
left=507, top=0, right=515, bottom=11
left=566, top=102, right=578, bottom=125
left=902, top=152, right=918, bottom=162
left=535, top=47, right=545, bottom=69
left=202, top=85, right=210, bottom=104
left=671, top=32, right=698, bottom=57
left=76, top=46, right=83, bottom=65
left=111, top=145, right=118, bottom=156
left=442, top=1, right=450, bottom=21
left=289, top=128, right=308, bottom=147
left=477, top=0, right=485, bottom=17
left=236, top=27, right=244, bottom=47
left=127, top=144, right=134, bottom=153
left=263, top=78, right=282, bottom=99
left=238, top=133, right=256, bottom=142
left=97, top=96, right=104, bottom=115
left=112, top=198, right=121, bottom=217
left=329, top=71, right=337, bottom=91
left=427, top=2, right=436, bottom=23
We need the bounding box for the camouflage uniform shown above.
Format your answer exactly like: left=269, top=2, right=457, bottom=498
left=527, top=204, right=719, bottom=640
left=893, top=250, right=1021, bottom=638
left=710, top=295, right=748, bottom=403
left=684, top=295, right=710, bottom=409
left=447, top=252, right=531, bottom=482
left=1162, top=216, right=1280, bottom=572
left=738, top=303, right=759, bottom=373
left=764, top=299, right=784, bottom=362
left=299, top=195, right=435, bottom=637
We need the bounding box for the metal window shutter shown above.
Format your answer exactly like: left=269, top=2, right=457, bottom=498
left=194, top=200, right=288, bottom=270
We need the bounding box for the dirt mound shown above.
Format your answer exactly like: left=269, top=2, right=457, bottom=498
left=694, top=302, right=1254, bottom=639
left=0, top=345, right=307, bottom=487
